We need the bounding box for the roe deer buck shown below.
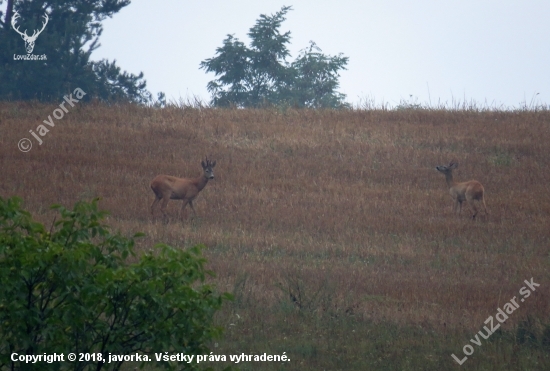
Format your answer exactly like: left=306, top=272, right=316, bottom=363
left=150, top=156, right=216, bottom=220
left=436, top=161, right=488, bottom=220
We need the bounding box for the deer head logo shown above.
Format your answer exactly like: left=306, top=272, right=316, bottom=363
left=11, top=11, right=49, bottom=54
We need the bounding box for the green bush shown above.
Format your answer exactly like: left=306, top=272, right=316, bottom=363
left=0, top=197, right=230, bottom=371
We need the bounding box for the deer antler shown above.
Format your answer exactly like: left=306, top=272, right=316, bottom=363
left=11, top=12, right=28, bottom=38
left=30, top=13, right=48, bottom=40
left=202, top=155, right=216, bottom=168
left=11, top=12, right=48, bottom=41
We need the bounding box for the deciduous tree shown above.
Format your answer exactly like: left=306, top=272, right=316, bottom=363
left=200, top=6, right=349, bottom=108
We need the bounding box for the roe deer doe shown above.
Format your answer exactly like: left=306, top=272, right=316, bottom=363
left=436, top=161, right=488, bottom=220
left=150, top=156, right=216, bottom=221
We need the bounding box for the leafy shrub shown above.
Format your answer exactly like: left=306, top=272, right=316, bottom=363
left=0, top=197, right=230, bottom=371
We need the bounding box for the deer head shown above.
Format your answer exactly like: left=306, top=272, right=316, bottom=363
left=201, top=156, right=216, bottom=179
left=435, top=161, right=459, bottom=177
left=11, top=12, right=49, bottom=54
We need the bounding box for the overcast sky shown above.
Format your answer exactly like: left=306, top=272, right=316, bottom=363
left=91, top=0, right=550, bottom=108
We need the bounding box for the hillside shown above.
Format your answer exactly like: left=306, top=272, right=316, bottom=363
left=1, top=102, right=549, bottom=370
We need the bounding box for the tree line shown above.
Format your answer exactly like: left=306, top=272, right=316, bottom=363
left=0, top=1, right=348, bottom=107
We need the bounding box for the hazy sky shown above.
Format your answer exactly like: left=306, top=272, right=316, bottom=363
left=91, top=0, right=550, bottom=108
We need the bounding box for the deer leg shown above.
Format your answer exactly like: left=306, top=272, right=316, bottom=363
left=159, top=196, right=170, bottom=221
left=188, top=199, right=198, bottom=218
left=151, top=197, right=160, bottom=216
left=466, top=197, right=478, bottom=220
left=180, top=199, right=190, bottom=220
left=453, top=200, right=461, bottom=215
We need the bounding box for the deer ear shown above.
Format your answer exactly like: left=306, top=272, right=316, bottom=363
left=201, top=161, right=206, bottom=168
left=211, top=161, right=216, bottom=168
left=449, top=162, right=458, bottom=169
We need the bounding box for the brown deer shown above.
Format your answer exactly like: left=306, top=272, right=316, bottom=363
left=436, top=161, right=488, bottom=220
left=150, top=156, right=216, bottom=220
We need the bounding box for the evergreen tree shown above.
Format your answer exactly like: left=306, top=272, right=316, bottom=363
left=0, top=0, right=153, bottom=103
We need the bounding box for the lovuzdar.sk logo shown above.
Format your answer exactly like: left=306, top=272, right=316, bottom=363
left=11, top=11, right=48, bottom=60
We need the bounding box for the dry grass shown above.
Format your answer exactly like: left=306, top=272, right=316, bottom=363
left=1, top=102, right=549, bottom=370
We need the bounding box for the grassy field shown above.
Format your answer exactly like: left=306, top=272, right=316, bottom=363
left=1, top=102, right=549, bottom=370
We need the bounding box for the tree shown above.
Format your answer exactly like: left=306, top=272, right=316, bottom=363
left=0, top=0, right=153, bottom=103
left=289, top=42, right=349, bottom=108
left=0, top=196, right=230, bottom=371
left=200, top=6, right=349, bottom=108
